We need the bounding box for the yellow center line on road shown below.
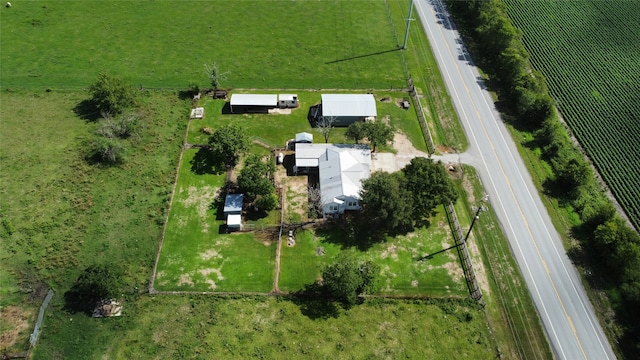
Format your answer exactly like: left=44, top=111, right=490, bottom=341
left=448, top=30, right=588, bottom=360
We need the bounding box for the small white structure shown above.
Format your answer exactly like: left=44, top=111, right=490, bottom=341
left=223, top=194, right=244, bottom=231
left=295, top=132, right=313, bottom=144
left=190, top=107, right=204, bottom=119
left=278, top=94, right=299, bottom=108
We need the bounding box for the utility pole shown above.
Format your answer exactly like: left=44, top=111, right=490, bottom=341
left=402, top=0, right=415, bottom=50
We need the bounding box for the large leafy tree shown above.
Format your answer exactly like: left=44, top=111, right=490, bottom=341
left=402, top=157, right=458, bottom=221
left=237, top=154, right=275, bottom=200
left=359, top=171, right=413, bottom=232
left=321, top=250, right=379, bottom=308
left=208, top=124, right=249, bottom=169
left=64, top=264, right=123, bottom=314
left=364, top=121, right=394, bottom=152
left=89, top=73, right=137, bottom=115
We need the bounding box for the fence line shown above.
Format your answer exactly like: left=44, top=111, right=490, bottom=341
left=408, top=76, right=436, bottom=154
left=445, top=203, right=483, bottom=302
left=27, top=288, right=55, bottom=357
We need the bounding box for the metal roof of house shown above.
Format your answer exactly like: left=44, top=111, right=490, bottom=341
left=319, top=145, right=371, bottom=203
left=321, top=94, right=377, bottom=117
left=230, top=94, right=278, bottom=107
left=223, top=194, right=244, bottom=213
left=295, top=143, right=331, bottom=168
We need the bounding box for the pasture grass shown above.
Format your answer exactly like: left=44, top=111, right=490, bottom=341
left=34, top=295, right=496, bottom=359
left=0, top=89, right=186, bottom=353
left=0, top=1, right=406, bottom=90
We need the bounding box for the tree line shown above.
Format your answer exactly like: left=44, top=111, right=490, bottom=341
left=445, top=0, right=640, bottom=353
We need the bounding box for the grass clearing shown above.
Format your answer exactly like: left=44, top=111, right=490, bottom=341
left=154, top=149, right=276, bottom=293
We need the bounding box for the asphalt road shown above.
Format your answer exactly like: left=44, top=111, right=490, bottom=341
left=412, top=0, right=616, bottom=358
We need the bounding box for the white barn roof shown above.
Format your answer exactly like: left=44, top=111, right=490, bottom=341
left=230, top=94, right=278, bottom=107
left=321, top=94, right=377, bottom=118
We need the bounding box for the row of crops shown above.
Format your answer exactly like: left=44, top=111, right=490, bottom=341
left=502, top=0, right=640, bottom=230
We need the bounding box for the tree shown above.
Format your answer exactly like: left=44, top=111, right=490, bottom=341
left=402, top=157, right=458, bottom=221
left=237, top=154, right=275, bottom=200
left=364, top=121, right=394, bottom=152
left=359, top=171, right=413, bottom=232
left=208, top=124, right=249, bottom=169
left=254, top=193, right=278, bottom=212
left=321, top=250, right=379, bottom=308
left=64, top=264, right=123, bottom=314
left=89, top=137, right=127, bottom=165
left=204, top=63, right=229, bottom=90
left=88, top=73, right=137, bottom=115
left=317, top=116, right=337, bottom=143
left=345, top=122, right=366, bottom=144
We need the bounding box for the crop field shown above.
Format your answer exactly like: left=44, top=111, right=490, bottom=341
left=0, top=1, right=406, bottom=90
left=502, top=0, right=640, bottom=230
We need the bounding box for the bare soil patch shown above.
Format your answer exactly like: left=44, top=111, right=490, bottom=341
left=178, top=273, right=194, bottom=287
left=0, top=306, right=32, bottom=349
left=393, top=132, right=429, bottom=156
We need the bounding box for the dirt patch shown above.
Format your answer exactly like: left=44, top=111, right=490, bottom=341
left=284, top=175, right=309, bottom=221
left=380, top=244, right=399, bottom=261
left=0, top=306, right=32, bottom=350
left=393, top=132, right=429, bottom=157
left=443, top=259, right=464, bottom=283
left=178, top=274, right=194, bottom=287
left=200, top=249, right=222, bottom=261
left=467, top=238, right=491, bottom=295
left=180, top=185, right=219, bottom=233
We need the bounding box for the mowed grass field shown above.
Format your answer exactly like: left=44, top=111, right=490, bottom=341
left=1, top=1, right=406, bottom=90
left=502, top=0, right=640, bottom=230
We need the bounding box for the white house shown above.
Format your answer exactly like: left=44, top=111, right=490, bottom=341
left=294, top=143, right=371, bottom=216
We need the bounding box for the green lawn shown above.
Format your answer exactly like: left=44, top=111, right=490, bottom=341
left=190, top=90, right=427, bottom=152
left=154, top=149, right=276, bottom=293
left=1, top=1, right=405, bottom=90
